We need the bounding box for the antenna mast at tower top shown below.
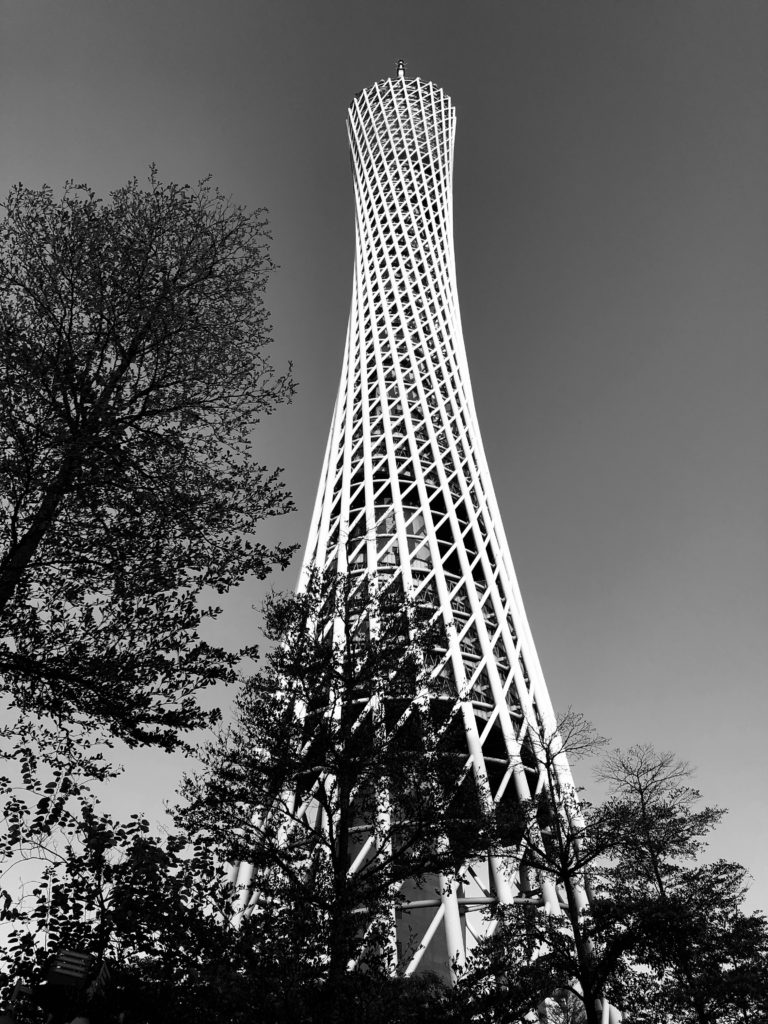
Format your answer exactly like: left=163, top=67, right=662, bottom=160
left=396, top=59, right=406, bottom=78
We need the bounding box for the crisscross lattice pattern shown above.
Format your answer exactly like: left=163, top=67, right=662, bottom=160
left=300, top=71, right=576, bottom=978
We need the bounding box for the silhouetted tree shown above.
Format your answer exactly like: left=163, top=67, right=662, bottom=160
left=0, top=170, right=296, bottom=1021
left=599, top=746, right=768, bottom=1023
left=0, top=171, right=294, bottom=749
left=2, top=572, right=477, bottom=1022
left=181, top=568, right=483, bottom=1015
left=459, top=738, right=768, bottom=1024
left=457, top=712, right=628, bottom=1024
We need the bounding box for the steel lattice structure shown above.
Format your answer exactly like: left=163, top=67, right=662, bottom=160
left=288, top=65, right=584, bottom=981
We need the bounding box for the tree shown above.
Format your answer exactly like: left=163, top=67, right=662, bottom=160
left=599, top=746, right=768, bottom=1023
left=457, top=735, right=768, bottom=1024
left=1, top=570, right=475, bottom=1023
left=0, top=794, right=263, bottom=1024
left=0, top=171, right=296, bottom=1020
left=0, top=171, right=295, bottom=750
left=2, top=790, right=461, bottom=1024
left=456, top=712, right=626, bottom=1024
left=180, top=568, right=483, bottom=1018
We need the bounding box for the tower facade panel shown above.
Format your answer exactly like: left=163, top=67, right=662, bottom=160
left=301, top=70, right=574, bottom=976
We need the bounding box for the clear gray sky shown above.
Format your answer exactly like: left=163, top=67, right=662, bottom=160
left=2, top=1, right=766, bottom=909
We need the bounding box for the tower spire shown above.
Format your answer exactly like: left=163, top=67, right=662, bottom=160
left=396, top=58, right=406, bottom=78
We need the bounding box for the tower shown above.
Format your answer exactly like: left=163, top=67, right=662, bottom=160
left=300, top=67, right=577, bottom=979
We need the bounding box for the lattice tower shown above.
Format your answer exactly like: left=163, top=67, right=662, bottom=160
left=298, top=68, right=578, bottom=980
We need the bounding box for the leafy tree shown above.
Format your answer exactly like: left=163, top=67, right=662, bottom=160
left=456, top=712, right=625, bottom=1024
left=180, top=568, right=483, bottom=1014
left=0, top=171, right=294, bottom=750
left=0, top=171, right=296, bottom=1020
left=442, top=734, right=768, bottom=1024
left=599, top=746, right=768, bottom=1023
left=0, top=796, right=256, bottom=1024
left=2, top=570, right=477, bottom=1022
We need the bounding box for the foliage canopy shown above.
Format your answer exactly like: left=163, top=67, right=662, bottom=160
left=0, top=171, right=295, bottom=749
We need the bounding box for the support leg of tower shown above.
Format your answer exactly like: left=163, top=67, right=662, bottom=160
left=439, top=872, right=465, bottom=981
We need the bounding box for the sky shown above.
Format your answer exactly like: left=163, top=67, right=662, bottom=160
left=1, top=1, right=766, bottom=909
